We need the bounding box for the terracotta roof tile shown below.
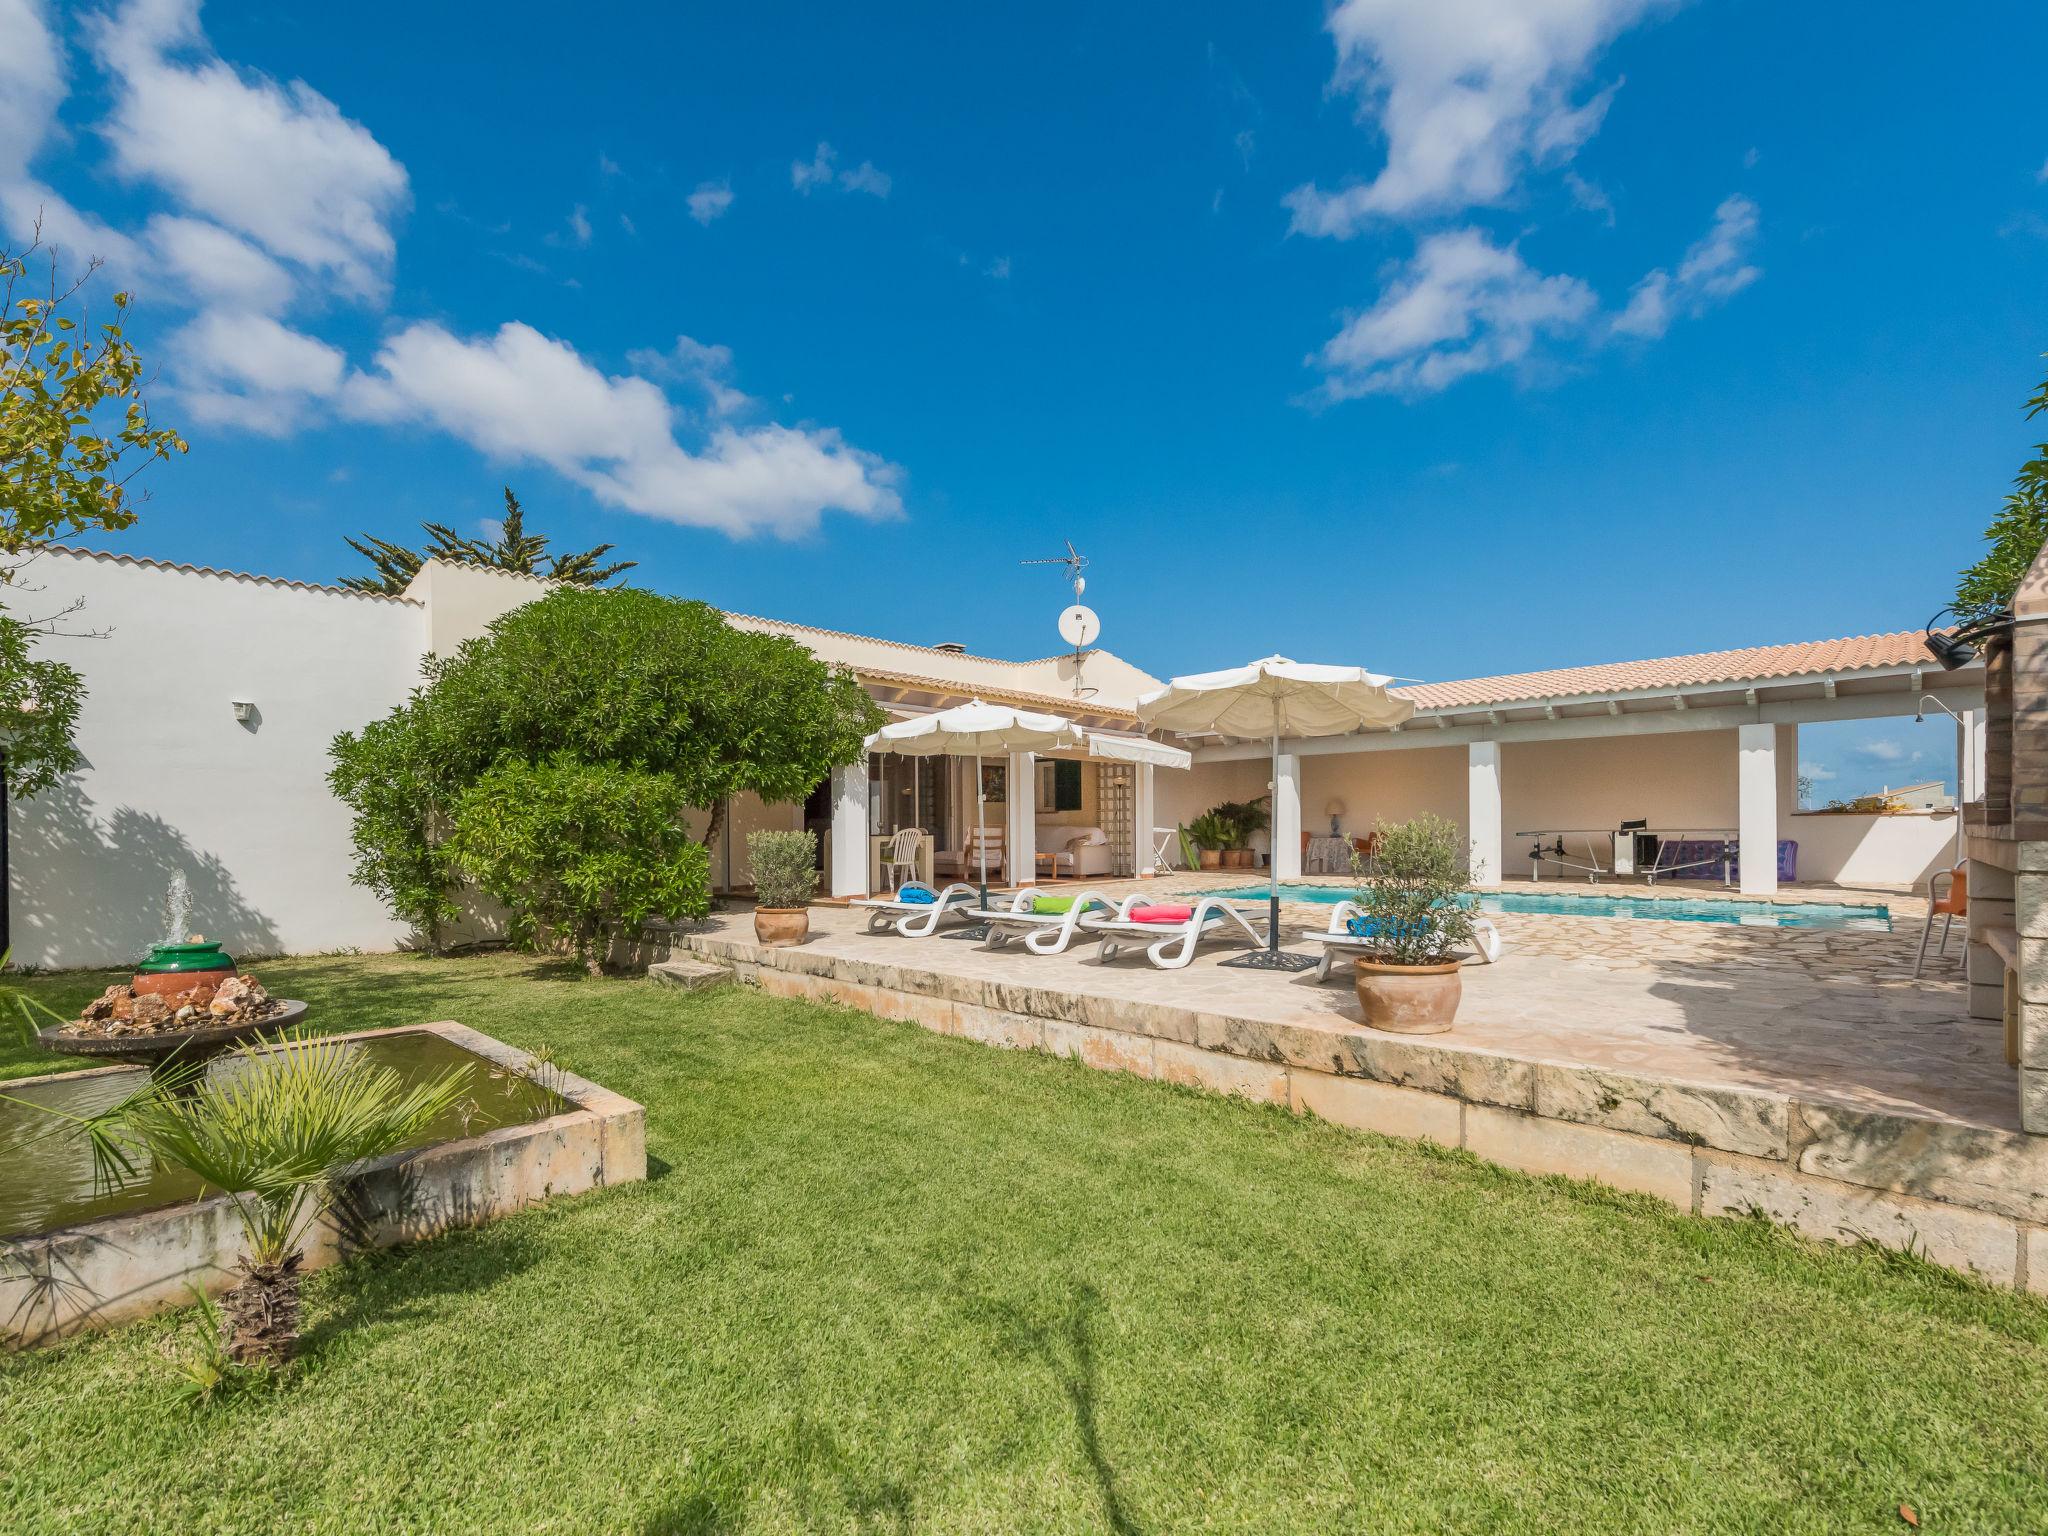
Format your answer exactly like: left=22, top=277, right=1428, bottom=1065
left=46, top=545, right=421, bottom=602
left=1397, top=630, right=1944, bottom=711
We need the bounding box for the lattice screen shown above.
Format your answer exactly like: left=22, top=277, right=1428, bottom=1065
left=1099, top=764, right=1136, bottom=877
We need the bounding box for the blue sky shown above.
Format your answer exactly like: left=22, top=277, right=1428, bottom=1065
left=4, top=0, right=2044, bottom=797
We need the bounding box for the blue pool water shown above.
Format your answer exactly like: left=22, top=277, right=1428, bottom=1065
left=1199, top=884, right=1891, bottom=932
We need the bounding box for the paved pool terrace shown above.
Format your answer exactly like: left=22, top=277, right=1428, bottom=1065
left=668, top=876, right=2048, bottom=1293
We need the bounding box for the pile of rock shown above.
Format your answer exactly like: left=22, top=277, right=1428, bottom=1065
left=66, top=973, right=279, bottom=1038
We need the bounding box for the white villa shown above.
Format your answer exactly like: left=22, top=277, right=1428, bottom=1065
left=9, top=546, right=1986, bottom=970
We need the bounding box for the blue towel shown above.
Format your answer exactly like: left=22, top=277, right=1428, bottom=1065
left=897, top=883, right=938, bottom=905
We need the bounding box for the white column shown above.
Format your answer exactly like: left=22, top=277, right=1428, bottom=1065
left=1006, top=752, right=1035, bottom=886
left=1467, top=741, right=1503, bottom=888
left=1132, top=763, right=1157, bottom=876
left=1737, top=722, right=1778, bottom=895
left=1272, top=751, right=1302, bottom=880
left=828, top=759, right=869, bottom=898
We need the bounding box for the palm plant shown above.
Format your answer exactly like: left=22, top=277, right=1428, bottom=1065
left=125, top=1035, right=471, bottom=1366
left=341, top=487, right=635, bottom=595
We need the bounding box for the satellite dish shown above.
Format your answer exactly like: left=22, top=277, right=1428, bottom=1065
left=1058, top=604, right=1100, bottom=648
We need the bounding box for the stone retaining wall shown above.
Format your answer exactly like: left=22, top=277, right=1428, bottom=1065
left=3, top=1023, right=646, bottom=1347
left=676, top=933, right=2048, bottom=1295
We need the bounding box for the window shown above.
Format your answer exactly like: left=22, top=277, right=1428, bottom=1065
left=1036, top=759, right=1084, bottom=813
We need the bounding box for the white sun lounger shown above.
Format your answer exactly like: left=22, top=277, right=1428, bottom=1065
left=1080, top=895, right=1268, bottom=971
left=849, top=883, right=982, bottom=937
left=1303, top=899, right=1503, bottom=982
left=969, top=888, right=1120, bottom=954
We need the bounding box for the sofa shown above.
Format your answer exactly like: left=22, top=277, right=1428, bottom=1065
left=1037, top=823, right=1113, bottom=878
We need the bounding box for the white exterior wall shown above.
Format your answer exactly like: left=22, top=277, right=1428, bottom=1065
left=10, top=552, right=428, bottom=969
left=1784, top=811, right=1959, bottom=889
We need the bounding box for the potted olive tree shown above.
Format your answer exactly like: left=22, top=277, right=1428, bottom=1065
left=1348, top=814, right=1479, bottom=1033
left=747, top=828, right=818, bottom=946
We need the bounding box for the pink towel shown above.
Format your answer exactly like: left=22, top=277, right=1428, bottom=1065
left=1129, top=903, right=1194, bottom=924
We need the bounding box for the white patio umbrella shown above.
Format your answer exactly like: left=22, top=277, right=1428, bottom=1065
left=1136, top=657, right=1414, bottom=970
left=864, top=700, right=1088, bottom=911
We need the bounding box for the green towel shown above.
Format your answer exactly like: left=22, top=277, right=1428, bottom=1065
left=1030, top=896, right=1077, bottom=914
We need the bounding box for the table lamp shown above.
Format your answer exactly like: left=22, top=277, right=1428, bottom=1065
left=1324, top=797, right=1346, bottom=834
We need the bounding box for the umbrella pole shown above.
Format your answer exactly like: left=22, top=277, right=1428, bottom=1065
left=975, top=753, right=989, bottom=911
left=1269, top=703, right=1282, bottom=956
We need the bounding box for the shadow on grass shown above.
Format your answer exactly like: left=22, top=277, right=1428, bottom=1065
left=299, top=1222, right=546, bottom=1357
left=980, top=1281, right=1142, bottom=1536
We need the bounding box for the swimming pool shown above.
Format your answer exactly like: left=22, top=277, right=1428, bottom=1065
left=1198, top=884, right=1891, bottom=932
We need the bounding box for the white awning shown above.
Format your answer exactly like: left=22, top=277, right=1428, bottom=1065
left=1083, top=732, right=1191, bottom=769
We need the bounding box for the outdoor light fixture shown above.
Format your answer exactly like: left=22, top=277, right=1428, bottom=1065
left=231, top=700, right=254, bottom=723
left=1924, top=605, right=2022, bottom=671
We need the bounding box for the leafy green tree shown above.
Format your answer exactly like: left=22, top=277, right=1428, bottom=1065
left=446, top=760, right=712, bottom=975
left=0, top=614, right=87, bottom=797
left=341, top=487, right=634, bottom=594
left=329, top=586, right=882, bottom=956
left=2, top=234, right=188, bottom=554
left=1, top=233, right=184, bottom=801
left=1954, top=367, right=2048, bottom=627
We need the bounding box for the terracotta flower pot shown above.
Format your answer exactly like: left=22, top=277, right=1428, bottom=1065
left=1198, top=849, right=1222, bottom=870
left=1353, top=956, right=1464, bottom=1034
left=753, top=907, right=809, bottom=947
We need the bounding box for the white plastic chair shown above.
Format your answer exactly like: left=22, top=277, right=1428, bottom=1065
left=1080, top=895, right=1268, bottom=970
left=880, top=827, right=925, bottom=890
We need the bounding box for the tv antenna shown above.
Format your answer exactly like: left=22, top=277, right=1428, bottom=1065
left=1022, top=539, right=1099, bottom=699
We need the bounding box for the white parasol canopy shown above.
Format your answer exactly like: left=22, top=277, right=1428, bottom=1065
left=1136, top=656, right=1413, bottom=968
left=864, top=700, right=1089, bottom=895
left=866, top=699, right=1086, bottom=758
left=1134, top=656, right=1412, bottom=739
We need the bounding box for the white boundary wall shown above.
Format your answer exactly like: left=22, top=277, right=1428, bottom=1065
left=7, top=551, right=540, bottom=970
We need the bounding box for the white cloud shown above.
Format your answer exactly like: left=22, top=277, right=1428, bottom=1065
left=0, top=0, right=150, bottom=269
left=984, top=256, right=1011, bottom=280
left=1312, top=227, right=1595, bottom=397
left=688, top=179, right=733, bottom=225
left=0, top=0, right=65, bottom=181
left=144, top=213, right=293, bottom=311
left=167, top=307, right=347, bottom=433
left=85, top=0, right=409, bottom=299
left=342, top=322, right=902, bottom=538
left=1285, top=0, right=1672, bottom=235
left=792, top=142, right=890, bottom=198
left=1798, top=760, right=1837, bottom=783
left=1850, top=739, right=1912, bottom=765
left=1613, top=194, right=1760, bottom=338
left=792, top=143, right=835, bottom=192
left=838, top=160, right=891, bottom=198
left=551, top=203, right=591, bottom=248
left=624, top=333, right=751, bottom=417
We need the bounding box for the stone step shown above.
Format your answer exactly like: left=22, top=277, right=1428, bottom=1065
left=649, top=958, right=732, bottom=992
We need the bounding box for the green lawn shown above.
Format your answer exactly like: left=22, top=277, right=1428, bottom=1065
left=4, top=952, right=2046, bottom=1534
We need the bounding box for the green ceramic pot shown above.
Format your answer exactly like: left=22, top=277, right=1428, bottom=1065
left=132, top=941, right=237, bottom=998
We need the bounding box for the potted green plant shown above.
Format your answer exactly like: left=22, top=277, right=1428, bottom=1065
left=747, top=828, right=818, bottom=946
left=1217, top=796, right=1270, bottom=869
left=1347, top=814, right=1479, bottom=1033
left=1186, top=813, right=1231, bottom=871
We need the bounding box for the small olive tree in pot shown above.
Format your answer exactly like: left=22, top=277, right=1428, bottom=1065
left=747, top=829, right=818, bottom=946
left=1348, top=814, right=1478, bottom=1033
